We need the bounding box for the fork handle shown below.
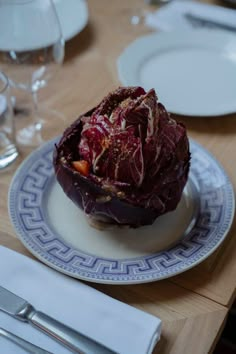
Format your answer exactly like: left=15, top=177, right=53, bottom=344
left=29, top=311, right=116, bottom=354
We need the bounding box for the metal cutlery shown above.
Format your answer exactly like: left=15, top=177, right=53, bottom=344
left=0, top=327, right=53, bottom=354
left=185, top=13, right=236, bottom=33
left=0, top=286, right=116, bottom=354
left=145, top=0, right=172, bottom=4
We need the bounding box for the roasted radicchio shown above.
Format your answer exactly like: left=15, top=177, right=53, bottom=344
left=54, top=87, right=190, bottom=227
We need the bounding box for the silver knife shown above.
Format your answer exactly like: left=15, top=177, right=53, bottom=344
left=0, top=286, right=116, bottom=354
left=0, top=327, right=53, bottom=354
left=184, top=13, right=236, bottom=33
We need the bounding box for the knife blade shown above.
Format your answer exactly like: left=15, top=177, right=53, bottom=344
left=0, top=286, right=28, bottom=315
left=184, top=13, right=236, bottom=33
left=0, top=286, right=116, bottom=354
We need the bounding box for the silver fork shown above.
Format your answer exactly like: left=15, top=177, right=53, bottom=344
left=0, top=327, right=54, bottom=354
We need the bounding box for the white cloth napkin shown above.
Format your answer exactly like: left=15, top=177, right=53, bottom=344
left=145, top=0, right=236, bottom=32
left=0, top=246, right=161, bottom=354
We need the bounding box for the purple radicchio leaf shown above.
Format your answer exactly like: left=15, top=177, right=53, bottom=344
left=54, top=86, right=190, bottom=227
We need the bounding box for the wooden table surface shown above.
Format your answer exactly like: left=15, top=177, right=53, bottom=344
left=1, top=0, right=235, bottom=353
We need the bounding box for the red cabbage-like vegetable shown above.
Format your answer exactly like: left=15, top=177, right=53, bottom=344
left=54, top=87, right=190, bottom=227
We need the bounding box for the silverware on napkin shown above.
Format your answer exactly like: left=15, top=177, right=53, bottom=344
left=0, top=327, right=53, bottom=354
left=0, top=286, right=116, bottom=354
left=184, top=12, right=236, bottom=32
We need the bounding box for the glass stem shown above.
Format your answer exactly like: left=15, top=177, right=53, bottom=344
left=32, top=90, right=42, bottom=132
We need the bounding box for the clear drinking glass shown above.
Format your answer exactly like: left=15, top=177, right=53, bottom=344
left=0, top=0, right=65, bottom=146
left=130, top=0, right=172, bottom=27
left=0, top=71, right=19, bottom=170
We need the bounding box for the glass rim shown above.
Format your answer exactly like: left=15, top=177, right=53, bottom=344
left=0, top=71, right=9, bottom=94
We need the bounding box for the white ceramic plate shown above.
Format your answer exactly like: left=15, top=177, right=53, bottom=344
left=0, top=0, right=88, bottom=51
left=54, top=0, right=88, bottom=41
left=117, top=30, right=236, bottom=116
left=8, top=138, right=234, bottom=284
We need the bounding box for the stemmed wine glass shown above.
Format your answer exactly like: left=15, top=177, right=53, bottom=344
left=0, top=0, right=65, bottom=146
left=130, top=0, right=172, bottom=27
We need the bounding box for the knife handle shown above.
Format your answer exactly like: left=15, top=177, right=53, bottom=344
left=28, top=310, right=116, bottom=354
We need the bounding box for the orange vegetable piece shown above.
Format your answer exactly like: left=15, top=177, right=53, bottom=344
left=72, top=160, right=90, bottom=176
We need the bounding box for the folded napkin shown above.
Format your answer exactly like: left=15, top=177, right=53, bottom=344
left=145, top=0, right=236, bottom=32
left=0, top=246, right=161, bottom=354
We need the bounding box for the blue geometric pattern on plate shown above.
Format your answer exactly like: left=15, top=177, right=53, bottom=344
left=8, top=138, right=235, bottom=284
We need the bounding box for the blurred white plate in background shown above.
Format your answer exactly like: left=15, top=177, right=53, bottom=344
left=0, top=0, right=88, bottom=51
left=54, top=0, right=88, bottom=41
left=118, top=30, right=236, bottom=117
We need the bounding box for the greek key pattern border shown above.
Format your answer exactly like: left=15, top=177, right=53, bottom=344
left=9, top=138, right=235, bottom=283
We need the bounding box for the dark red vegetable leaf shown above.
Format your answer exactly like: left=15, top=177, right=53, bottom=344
left=54, top=86, right=190, bottom=227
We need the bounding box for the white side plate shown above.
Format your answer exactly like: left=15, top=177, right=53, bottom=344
left=117, top=30, right=236, bottom=116
left=0, top=0, right=88, bottom=51
left=54, top=0, right=88, bottom=41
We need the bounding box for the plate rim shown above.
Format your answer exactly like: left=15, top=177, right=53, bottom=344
left=8, top=138, right=235, bottom=284
left=117, top=29, right=236, bottom=117
left=55, top=0, right=88, bottom=41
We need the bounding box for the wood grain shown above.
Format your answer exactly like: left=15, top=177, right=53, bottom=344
left=1, top=0, right=235, bottom=353
left=94, top=282, right=227, bottom=354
